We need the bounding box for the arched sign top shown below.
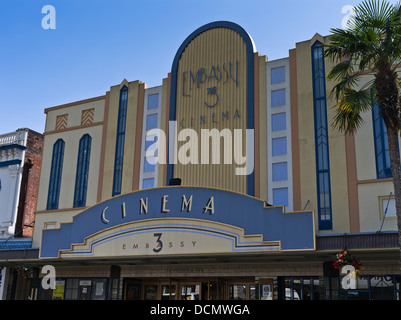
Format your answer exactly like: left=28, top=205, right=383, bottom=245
left=171, top=21, right=256, bottom=73
left=168, top=21, right=256, bottom=195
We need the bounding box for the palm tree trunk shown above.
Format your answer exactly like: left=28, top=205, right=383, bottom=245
left=386, top=126, right=401, bottom=257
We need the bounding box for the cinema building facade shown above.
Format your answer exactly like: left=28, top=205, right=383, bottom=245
left=7, top=21, right=401, bottom=300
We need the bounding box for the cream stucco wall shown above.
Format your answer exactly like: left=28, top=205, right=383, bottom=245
left=295, top=34, right=351, bottom=234
left=349, top=71, right=399, bottom=232
left=100, top=80, right=143, bottom=200
left=37, top=98, right=105, bottom=212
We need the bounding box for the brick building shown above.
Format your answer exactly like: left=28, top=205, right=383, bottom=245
left=0, top=128, right=43, bottom=299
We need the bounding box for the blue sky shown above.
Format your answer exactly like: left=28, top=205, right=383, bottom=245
left=0, top=0, right=379, bottom=134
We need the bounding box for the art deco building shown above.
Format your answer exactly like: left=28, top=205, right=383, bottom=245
left=3, top=21, right=400, bottom=300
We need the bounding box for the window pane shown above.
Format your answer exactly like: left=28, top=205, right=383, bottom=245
left=312, top=41, right=332, bottom=230
left=144, top=285, right=158, bottom=300
left=113, top=86, right=128, bottom=196
left=181, top=285, right=200, bottom=300
left=271, top=66, right=285, bottom=84
left=161, top=285, right=176, bottom=300
left=272, top=137, right=287, bottom=156
left=271, top=89, right=286, bottom=107
left=74, top=134, right=91, bottom=208
left=144, top=157, right=155, bottom=172
left=146, top=114, right=158, bottom=130
left=144, top=135, right=157, bottom=172
left=145, top=135, right=158, bottom=153
left=147, top=94, right=159, bottom=109
left=65, top=279, right=79, bottom=300
left=272, top=113, right=286, bottom=131
left=143, top=178, right=154, bottom=189
left=229, top=285, right=246, bottom=300
left=372, top=102, right=394, bottom=179
left=273, top=188, right=288, bottom=206
left=91, top=279, right=107, bottom=300
left=272, top=162, right=288, bottom=181
left=47, top=139, right=65, bottom=210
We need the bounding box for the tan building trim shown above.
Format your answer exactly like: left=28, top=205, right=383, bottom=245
left=44, top=121, right=103, bottom=136
left=97, top=91, right=110, bottom=202
left=253, top=52, right=260, bottom=198
left=289, top=48, right=301, bottom=211
left=345, top=132, right=360, bottom=233
left=44, top=95, right=106, bottom=114
left=258, top=55, right=268, bottom=201
left=132, top=83, right=145, bottom=191
left=35, top=207, right=86, bottom=214
left=163, top=74, right=171, bottom=187
left=357, top=178, right=393, bottom=184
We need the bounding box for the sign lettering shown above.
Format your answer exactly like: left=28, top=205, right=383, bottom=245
left=181, top=60, right=239, bottom=107
left=100, top=194, right=215, bottom=224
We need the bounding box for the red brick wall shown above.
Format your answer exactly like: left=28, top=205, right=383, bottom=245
left=15, top=129, right=43, bottom=238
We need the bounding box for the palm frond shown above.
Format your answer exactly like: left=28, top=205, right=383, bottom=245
left=350, top=0, right=395, bottom=31
left=326, top=0, right=401, bottom=134
left=328, top=73, right=362, bottom=101
left=326, top=59, right=353, bottom=82
left=332, top=88, right=373, bottom=133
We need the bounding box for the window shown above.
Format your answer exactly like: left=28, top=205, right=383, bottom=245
left=146, top=114, right=158, bottom=130
left=272, top=162, right=288, bottom=181
left=272, top=137, right=287, bottom=156
left=279, top=277, right=320, bottom=300
left=144, top=158, right=155, bottom=173
left=91, top=279, right=107, bottom=300
left=271, top=89, right=286, bottom=107
left=144, top=136, right=157, bottom=173
left=73, top=134, right=91, bottom=208
left=273, top=188, right=288, bottom=206
left=272, top=113, right=286, bottom=131
left=47, top=139, right=65, bottom=210
left=312, top=41, right=332, bottom=230
left=271, top=66, right=285, bottom=84
left=143, top=178, right=154, bottom=189
left=372, top=101, right=393, bottom=179
left=112, top=86, right=128, bottom=196
left=65, top=279, right=79, bottom=300
left=229, top=285, right=246, bottom=300
left=147, top=94, right=159, bottom=109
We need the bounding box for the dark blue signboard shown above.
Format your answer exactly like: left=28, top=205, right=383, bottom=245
left=40, top=187, right=315, bottom=258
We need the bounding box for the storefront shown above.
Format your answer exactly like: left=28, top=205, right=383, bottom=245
left=31, top=186, right=318, bottom=300
left=30, top=271, right=401, bottom=300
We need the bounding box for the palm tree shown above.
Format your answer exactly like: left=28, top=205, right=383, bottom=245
left=324, top=0, right=401, bottom=253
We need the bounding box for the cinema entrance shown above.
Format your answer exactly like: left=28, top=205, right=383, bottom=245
left=123, top=277, right=274, bottom=300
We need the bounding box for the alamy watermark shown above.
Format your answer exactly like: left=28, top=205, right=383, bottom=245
left=145, top=122, right=254, bottom=176
left=340, top=265, right=358, bottom=289
left=341, top=5, right=355, bottom=29
left=41, top=265, right=56, bottom=289
left=41, top=5, right=56, bottom=30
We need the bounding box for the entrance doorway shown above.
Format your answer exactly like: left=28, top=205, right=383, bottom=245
left=123, top=277, right=268, bottom=300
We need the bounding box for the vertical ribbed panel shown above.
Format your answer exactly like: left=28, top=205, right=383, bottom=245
left=175, top=28, right=248, bottom=193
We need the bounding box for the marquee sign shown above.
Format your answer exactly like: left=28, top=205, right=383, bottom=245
left=39, top=187, right=315, bottom=258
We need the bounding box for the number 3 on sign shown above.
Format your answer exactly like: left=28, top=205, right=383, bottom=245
left=153, top=233, right=163, bottom=253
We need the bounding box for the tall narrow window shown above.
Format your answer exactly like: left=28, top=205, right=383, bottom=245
left=47, top=139, right=65, bottom=210
left=312, top=41, right=332, bottom=230
left=372, top=101, right=392, bottom=178
left=371, top=89, right=400, bottom=179
left=73, top=134, right=92, bottom=207
left=112, top=86, right=128, bottom=196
